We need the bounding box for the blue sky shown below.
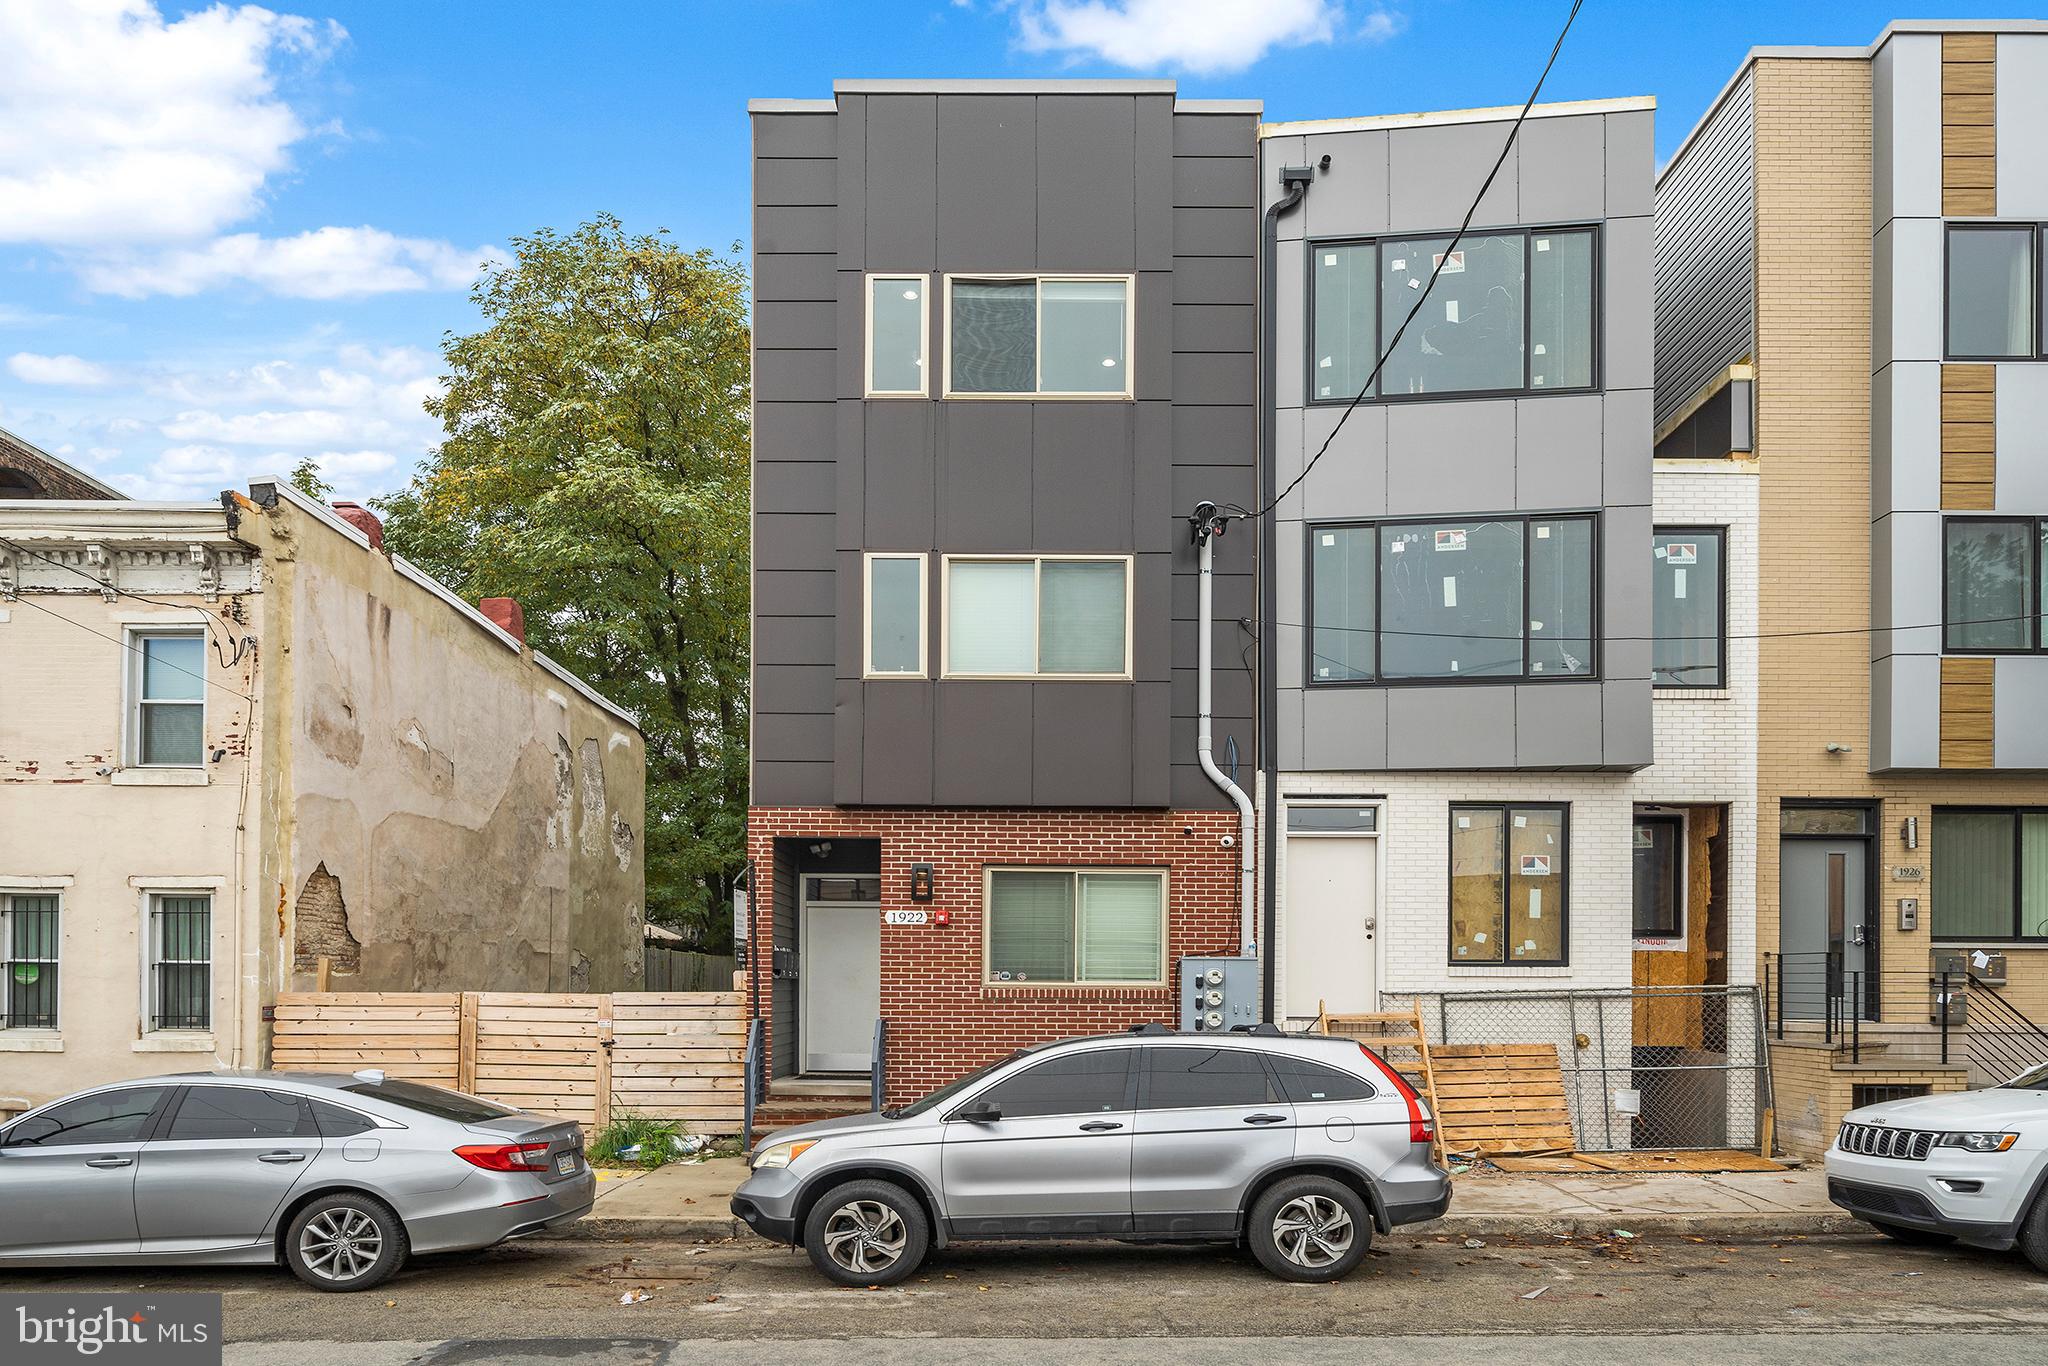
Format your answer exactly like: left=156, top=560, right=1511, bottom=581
left=0, top=1, right=2000, bottom=500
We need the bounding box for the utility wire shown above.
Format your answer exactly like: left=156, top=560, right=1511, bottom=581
left=1, top=586, right=255, bottom=703
left=1278, top=611, right=2041, bottom=644
left=1204, top=0, right=1587, bottom=528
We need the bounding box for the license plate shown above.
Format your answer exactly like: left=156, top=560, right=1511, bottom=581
left=555, top=1152, right=578, bottom=1175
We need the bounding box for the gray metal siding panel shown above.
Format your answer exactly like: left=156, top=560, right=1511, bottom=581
left=937, top=402, right=1034, bottom=552
left=755, top=158, right=837, bottom=206
left=755, top=402, right=835, bottom=460
left=1173, top=303, right=1254, bottom=354
left=937, top=95, right=1037, bottom=272
left=755, top=112, right=835, bottom=160
left=863, top=402, right=935, bottom=548
left=861, top=682, right=935, bottom=804
left=1135, top=99, right=1177, bottom=270
left=1653, top=74, right=1755, bottom=425
left=1516, top=114, right=1606, bottom=224
left=753, top=569, right=834, bottom=618
left=1034, top=684, right=1135, bottom=805
left=1033, top=403, right=1134, bottom=553
left=866, top=95, right=938, bottom=269
left=934, top=683, right=1034, bottom=805
left=755, top=665, right=836, bottom=716
left=1172, top=155, right=1255, bottom=208
left=755, top=513, right=835, bottom=572
left=1038, top=97, right=1138, bottom=271
left=1386, top=121, right=1517, bottom=229
left=757, top=461, right=831, bottom=522
left=754, top=252, right=836, bottom=303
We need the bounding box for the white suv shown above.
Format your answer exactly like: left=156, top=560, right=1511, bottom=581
left=1825, top=1061, right=2048, bottom=1271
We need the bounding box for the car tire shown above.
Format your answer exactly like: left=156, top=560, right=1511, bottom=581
left=284, top=1192, right=410, bottom=1292
left=1869, top=1219, right=1955, bottom=1248
left=1247, top=1175, right=1373, bottom=1283
left=802, top=1179, right=930, bottom=1287
left=2018, top=1190, right=2048, bottom=1274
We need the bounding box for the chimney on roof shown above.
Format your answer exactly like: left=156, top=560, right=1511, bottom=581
left=330, top=500, right=384, bottom=551
left=480, top=597, right=526, bottom=645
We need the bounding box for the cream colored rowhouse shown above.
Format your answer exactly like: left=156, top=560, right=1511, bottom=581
left=0, top=480, right=645, bottom=1107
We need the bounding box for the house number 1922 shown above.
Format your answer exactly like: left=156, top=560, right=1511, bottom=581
left=884, top=909, right=929, bottom=926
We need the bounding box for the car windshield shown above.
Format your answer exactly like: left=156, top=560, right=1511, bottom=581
left=888, top=1050, right=1032, bottom=1119
left=2001, top=1061, right=2048, bottom=1090
left=342, top=1078, right=516, bottom=1122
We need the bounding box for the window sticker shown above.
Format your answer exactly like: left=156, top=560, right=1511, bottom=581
left=1535, top=525, right=1550, bottom=539
left=1472, top=931, right=1488, bottom=944
left=1446, top=300, right=1460, bottom=323
left=1390, top=259, right=1407, bottom=272
left=1664, top=543, right=1698, bottom=566
left=1442, top=576, right=1458, bottom=608
left=1434, top=529, right=1467, bottom=553
left=1535, top=238, right=1551, bottom=252
left=1320, top=533, right=1336, bottom=547
left=1528, top=888, right=1542, bottom=918
left=1432, top=250, right=1466, bottom=274
left=1673, top=568, right=1688, bottom=599
left=1519, top=854, right=1552, bottom=877
left=1324, top=253, right=1338, bottom=266
left=1513, top=814, right=1527, bottom=828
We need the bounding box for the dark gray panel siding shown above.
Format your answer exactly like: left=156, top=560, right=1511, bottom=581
left=1653, top=74, right=1755, bottom=425
left=753, top=95, right=1258, bottom=809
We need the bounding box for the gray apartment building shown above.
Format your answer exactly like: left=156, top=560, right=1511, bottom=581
left=1256, top=98, right=1767, bottom=1148
left=745, top=81, right=1263, bottom=1108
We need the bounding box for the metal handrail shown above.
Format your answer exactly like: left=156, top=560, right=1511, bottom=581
left=742, top=1017, right=764, bottom=1146
left=871, top=1018, right=888, bottom=1114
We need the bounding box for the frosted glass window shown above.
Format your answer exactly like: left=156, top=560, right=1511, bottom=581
left=947, top=561, right=1035, bottom=674
left=868, top=277, right=926, bottom=393
left=866, top=555, right=925, bottom=675
left=1039, top=561, right=1126, bottom=673
left=1040, top=281, right=1127, bottom=393
left=1947, top=227, right=2034, bottom=359
left=1311, top=242, right=1378, bottom=400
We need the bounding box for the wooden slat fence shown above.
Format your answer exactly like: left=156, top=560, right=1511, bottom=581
left=271, top=990, right=744, bottom=1134
left=642, top=947, right=738, bottom=992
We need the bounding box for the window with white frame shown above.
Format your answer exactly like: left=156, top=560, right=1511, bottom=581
left=147, top=893, right=211, bottom=1031
left=2, top=893, right=60, bottom=1030
left=985, top=868, right=1165, bottom=985
left=946, top=276, right=1132, bottom=397
left=867, top=275, right=928, bottom=395
left=944, top=555, right=1130, bottom=678
left=864, top=552, right=928, bottom=677
left=130, top=631, right=205, bottom=766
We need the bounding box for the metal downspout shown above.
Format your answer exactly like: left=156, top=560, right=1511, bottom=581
left=1196, top=523, right=1257, bottom=956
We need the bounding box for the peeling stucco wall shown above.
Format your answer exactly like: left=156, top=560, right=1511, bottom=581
left=245, top=494, right=646, bottom=998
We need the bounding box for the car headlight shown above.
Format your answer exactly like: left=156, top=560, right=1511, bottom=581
left=751, top=1139, right=817, bottom=1170
left=1936, top=1131, right=2017, bottom=1153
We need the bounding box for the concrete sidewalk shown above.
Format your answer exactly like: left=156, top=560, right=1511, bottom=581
left=557, top=1157, right=1853, bottom=1243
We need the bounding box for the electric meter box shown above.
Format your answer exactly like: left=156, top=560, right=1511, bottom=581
left=1179, top=956, right=1260, bottom=1032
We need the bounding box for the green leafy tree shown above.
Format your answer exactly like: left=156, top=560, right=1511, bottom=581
left=289, top=455, right=334, bottom=501
left=376, top=215, right=750, bottom=944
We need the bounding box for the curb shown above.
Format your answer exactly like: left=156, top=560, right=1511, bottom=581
left=540, top=1210, right=1864, bottom=1245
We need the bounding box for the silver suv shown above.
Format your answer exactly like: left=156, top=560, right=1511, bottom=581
left=730, top=1026, right=1450, bottom=1284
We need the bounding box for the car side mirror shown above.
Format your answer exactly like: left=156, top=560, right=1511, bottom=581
left=954, top=1101, right=1002, bottom=1124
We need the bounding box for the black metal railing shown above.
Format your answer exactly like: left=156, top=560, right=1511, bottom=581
left=742, top=1017, right=764, bottom=1144
left=1764, top=951, right=1874, bottom=1060
left=1937, top=971, right=2048, bottom=1082
left=871, top=1017, right=888, bottom=1114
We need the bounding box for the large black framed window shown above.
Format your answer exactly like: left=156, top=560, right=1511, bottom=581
left=1943, top=517, right=2044, bottom=653
left=1945, top=224, right=2042, bottom=361
left=1652, top=527, right=1726, bottom=687
left=1450, top=803, right=1568, bottom=966
left=1932, top=808, right=2048, bottom=942
left=1308, top=226, right=1598, bottom=403
left=1307, top=514, right=1597, bottom=684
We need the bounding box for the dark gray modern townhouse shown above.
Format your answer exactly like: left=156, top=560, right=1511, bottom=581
left=744, top=81, right=1264, bottom=1111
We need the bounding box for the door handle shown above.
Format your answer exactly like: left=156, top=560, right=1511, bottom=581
left=1078, top=1121, right=1124, bottom=1132
left=1244, top=1114, right=1288, bottom=1125
left=258, top=1152, right=308, bottom=1164
left=84, top=1157, right=132, bottom=1169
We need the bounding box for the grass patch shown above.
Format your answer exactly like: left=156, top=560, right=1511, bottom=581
left=588, top=1110, right=691, bottom=1169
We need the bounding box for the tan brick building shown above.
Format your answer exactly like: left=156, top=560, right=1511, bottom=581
left=1656, top=20, right=2048, bottom=1156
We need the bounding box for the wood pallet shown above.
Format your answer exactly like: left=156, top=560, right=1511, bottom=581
left=1313, top=1000, right=1446, bottom=1163
left=1427, top=1043, right=1576, bottom=1157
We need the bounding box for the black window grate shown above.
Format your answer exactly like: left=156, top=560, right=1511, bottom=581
left=1853, top=1084, right=1930, bottom=1109
left=2, top=894, right=60, bottom=1030
left=150, top=895, right=211, bottom=1031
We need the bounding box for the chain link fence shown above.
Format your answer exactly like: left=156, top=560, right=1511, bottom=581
left=1386, top=985, right=1773, bottom=1152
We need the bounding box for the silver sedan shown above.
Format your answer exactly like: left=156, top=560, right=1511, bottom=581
left=0, top=1069, right=594, bottom=1291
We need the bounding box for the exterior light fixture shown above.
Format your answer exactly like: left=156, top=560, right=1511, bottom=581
left=1903, top=816, right=1919, bottom=850
left=909, top=863, right=935, bottom=903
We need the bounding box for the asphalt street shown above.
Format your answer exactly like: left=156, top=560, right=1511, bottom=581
left=6, top=1230, right=2047, bottom=1362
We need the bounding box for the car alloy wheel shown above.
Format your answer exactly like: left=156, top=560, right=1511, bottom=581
left=298, top=1205, right=385, bottom=1284
left=1271, top=1193, right=1355, bottom=1270
left=821, top=1199, right=908, bottom=1276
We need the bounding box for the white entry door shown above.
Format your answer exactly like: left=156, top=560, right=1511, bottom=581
left=1283, top=834, right=1378, bottom=1027
left=800, top=901, right=881, bottom=1073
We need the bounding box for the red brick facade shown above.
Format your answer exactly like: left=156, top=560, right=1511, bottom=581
left=0, top=430, right=121, bottom=500
left=745, top=805, right=1245, bottom=1105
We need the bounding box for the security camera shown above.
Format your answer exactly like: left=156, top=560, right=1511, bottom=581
left=1220, top=834, right=1236, bottom=848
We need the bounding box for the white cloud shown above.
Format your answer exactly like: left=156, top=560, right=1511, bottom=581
left=1357, top=6, right=1404, bottom=43
left=7, top=351, right=113, bottom=386
left=76, top=226, right=508, bottom=300
left=161, top=407, right=361, bottom=447
left=0, top=0, right=338, bottom=246
left=1012, top=0, right=1347, bottom=74
left=127, top=442, right=399, bottom=500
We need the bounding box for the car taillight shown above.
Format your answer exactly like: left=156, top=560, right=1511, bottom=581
left=1358, top=1044, right=1435, bottom=1146
left=455, top=1142, right=552, bottom=1172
